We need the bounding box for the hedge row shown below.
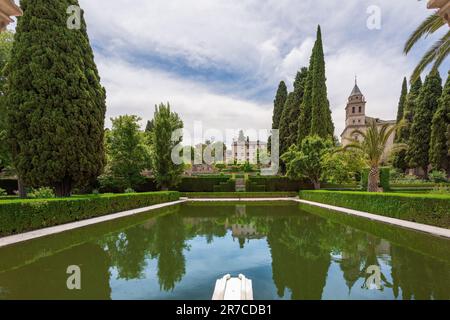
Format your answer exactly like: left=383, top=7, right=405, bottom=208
left=182, top=192, right=297, bottom=198
left=246, top=176, right=312, bottom=192
left=178, top=176, right=231, bottom=192
left=299, top=190, right=450, bottom=228
left=0, top=191, right=180, bottom=236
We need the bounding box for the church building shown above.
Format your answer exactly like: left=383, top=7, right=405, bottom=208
left=340, top=80, right=397, bottom=162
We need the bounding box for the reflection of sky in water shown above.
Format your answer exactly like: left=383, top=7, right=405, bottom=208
left=110, top=231, right=284, bottom=300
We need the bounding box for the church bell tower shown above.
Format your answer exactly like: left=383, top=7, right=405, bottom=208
left=345, top=77, right=366, bottom=127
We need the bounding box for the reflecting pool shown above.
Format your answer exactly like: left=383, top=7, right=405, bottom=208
left=0, top=201, right=449, bottom=300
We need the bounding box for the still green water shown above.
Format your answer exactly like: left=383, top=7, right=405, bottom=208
left=0, top=201, right=449, bottom=300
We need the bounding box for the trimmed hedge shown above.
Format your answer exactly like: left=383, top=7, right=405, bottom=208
left=0, top=179, right=18, bottom=195
left=182, top=192, right=297, bottom=198
left=299, top=190, right=450, bottom=228
left=178, top=176, right=231, bottom=192
left=0, top=191, right=180, bottom=236
left=246, top=176, right=312, bottom=191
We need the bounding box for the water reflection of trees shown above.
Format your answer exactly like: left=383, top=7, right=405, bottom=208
left=97, top=203, right=450, bottom=299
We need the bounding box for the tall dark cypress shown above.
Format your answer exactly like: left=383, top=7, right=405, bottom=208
left=309, top=25, right=334, bottom=140
left=279, top=68, right=308, bottom=156
left=272, top=81, right=288, bottom=130
left=395, top=77, right=408, bottom=127
left=407, top=71, right=442, bottom=176
left=297, top=41, right=317, bottom=145
left=5, top=0, right=106, bottom=196
left=392, top=77, right=409, bottom=171
left=429, top=71, right=450, bottom=172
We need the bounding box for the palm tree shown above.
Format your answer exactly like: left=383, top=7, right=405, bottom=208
left=340, top=120, right=406, bottom=192
left=405, top=9, right=449, bottom=82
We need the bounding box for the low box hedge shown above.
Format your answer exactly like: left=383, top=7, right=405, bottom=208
left=0, top=191, right=180, bottom=236
left=178, top=176, right=231, bottom=192
left=299, top=190, right=450, bottom=228
left=182, top=192, right=297, bottom=198
left=247, top=176, right=312, bottom=191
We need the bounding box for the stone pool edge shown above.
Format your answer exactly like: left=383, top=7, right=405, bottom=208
left=0, top=199, right=187, bottom=248
left=295, top=199, right=450, bottom=239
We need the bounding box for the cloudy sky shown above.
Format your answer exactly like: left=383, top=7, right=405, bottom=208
left=14, top=0, right=450, bottom=144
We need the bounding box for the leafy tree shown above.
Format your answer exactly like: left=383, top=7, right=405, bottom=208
left=404, top=12, right=449, bottom=82
left=145, top=119, right=154, bottom=134
left=394, top=77, right=422, bottom=171
left=279, top=68, right=308, bottom=156
left=429, top=71, right=450, bottom=173
left=150, top=103, right=184, bottom=190
left=341, top=120, right=405, bottom=192
left=272, top=81, right=287, bottom=130
left=407, top=71, right=442, bottom=176
left=281, top=135, right=332, bottom=190
left=322, top=149, right=365, bottom=184
left=104, top=115, right=150, bottom=190
left=310, top=26, right=334, bottom=140
left=4, top=0, right=106, bottom=197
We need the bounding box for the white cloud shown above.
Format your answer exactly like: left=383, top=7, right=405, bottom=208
left=98, top=55, right=272, bottom=144
left=74, top=0, right=447, bottom=142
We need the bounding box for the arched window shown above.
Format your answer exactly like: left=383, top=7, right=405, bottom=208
left=352, top=107, right=355, bottom=113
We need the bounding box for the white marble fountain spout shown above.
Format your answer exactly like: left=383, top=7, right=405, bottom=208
left=212, top=274, right=253, bottom=300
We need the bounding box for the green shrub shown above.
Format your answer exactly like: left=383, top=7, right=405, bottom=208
left=299, top=190, right=450, bottom=228
left=178, top=176, right=231, bottom=192
left=0, top=191, right=180, bottom=236
left=430, top=184, right=450, bottom=195
left=380, top=167, right=390, bottom=191
left=429, top=170, right=448, bottom=183
left=92, top=189, right=100, bottom=195
left=182, top=192, right=297, bottom=198
left=247, top=176, right=312, bottom=191
left=125, top=188, right=135, bottom=194
left=28, top=187, right=55, bottom=199
left=0, top=188, right=7, bottom=196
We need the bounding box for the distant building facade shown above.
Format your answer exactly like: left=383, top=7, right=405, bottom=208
left=340, top=81, right=396, bottom=162
left=231, top=138, right=267, bottom=164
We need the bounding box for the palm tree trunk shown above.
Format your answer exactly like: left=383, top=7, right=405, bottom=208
left=368, top=166, right=380, bottom=192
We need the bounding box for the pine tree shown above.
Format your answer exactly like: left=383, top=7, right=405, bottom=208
left=272, top=81, right=287, bottom=130
left=4, top=0, right=106, bottom=196
left=392, top=77, right=409, bottom=171
left=309, top=26, right=334, bottom=140
left=407, top=71, right=442, bottom=176
left=429, top=71, right=450, bottom=173
left=297, top=41, right=317, bottom=145
left=279, top=68, right=308, bottom=157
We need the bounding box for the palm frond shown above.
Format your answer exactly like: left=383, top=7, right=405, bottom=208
left=404, top=13, right=444, bottom=54
left=410, top=30, right=450, bottom=82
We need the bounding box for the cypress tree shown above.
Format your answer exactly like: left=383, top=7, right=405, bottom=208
left=279, top=68, right=308, bottom=156
left=4, top=0, right=106, bottom=196
left=392, top=77, right=409, bottom=171
left=395, top=77, right=408, bottom=126
left=407, top=71, right=442, bottom=176
left=272, top=81, right=287, bottom=130
left=429, top=71, right=450, bottom=172
left=310, top=25, right=334, bottom=140
left=297, top=40, right=317, bottom=145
